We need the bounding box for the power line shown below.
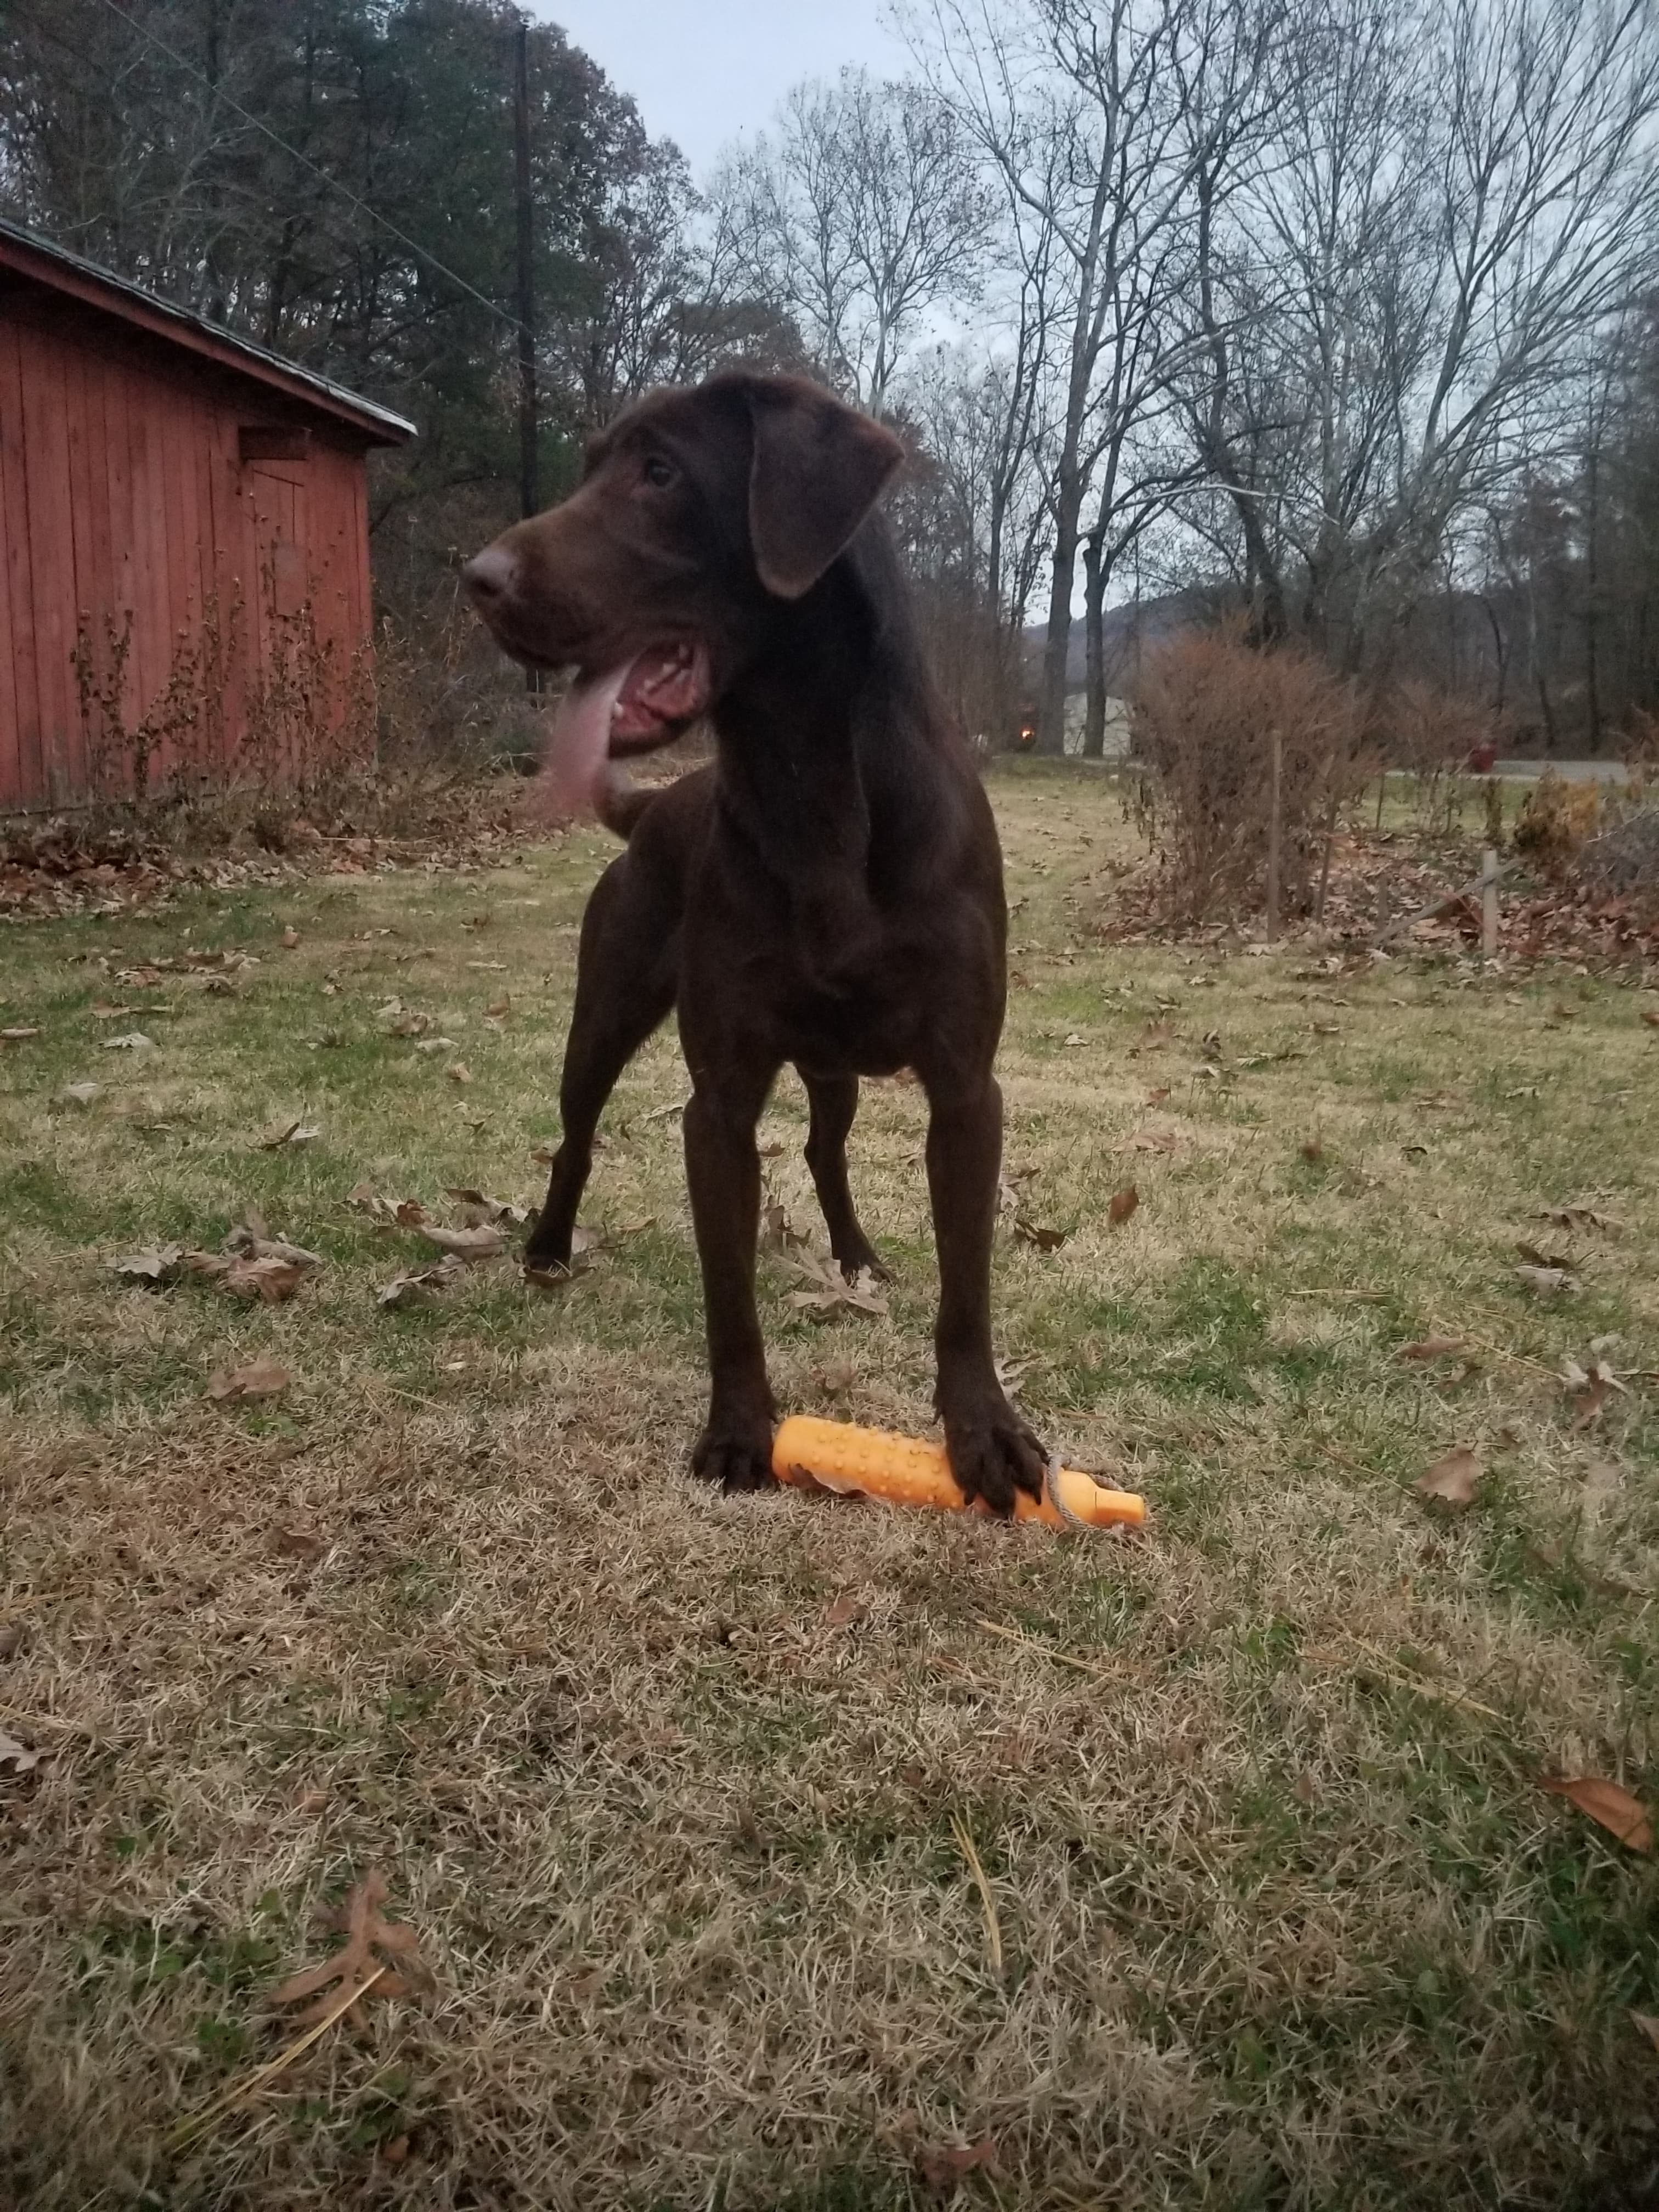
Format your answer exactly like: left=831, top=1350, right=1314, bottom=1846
left=81, top=0, right=518, bottom=329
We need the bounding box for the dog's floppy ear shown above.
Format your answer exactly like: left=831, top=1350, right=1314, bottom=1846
left=746, top=379, right=905, bottom=601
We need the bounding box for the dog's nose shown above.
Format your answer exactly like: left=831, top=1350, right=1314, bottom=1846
left=462, top=545, right=517, bottom=605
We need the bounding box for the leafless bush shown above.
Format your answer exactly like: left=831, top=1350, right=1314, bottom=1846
left=1512, top=768, right=1604, bottom=879
left=1575, top=806, right=1659, bottom=913
left=1383, top=680, right=1508, bottom=834
left=1128, top=630, right=1372, bottom=925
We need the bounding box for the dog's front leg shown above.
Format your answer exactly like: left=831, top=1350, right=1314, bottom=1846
left=684, top=1069, right=778, bottom=1492
left=924, top=1074, right=1047, bottom=1514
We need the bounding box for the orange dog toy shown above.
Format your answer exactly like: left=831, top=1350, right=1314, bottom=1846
left=772, top=1415, right=1146, bottom=1531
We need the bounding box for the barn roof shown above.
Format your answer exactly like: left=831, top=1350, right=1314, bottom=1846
left=0, top=214, right=416, bottom=445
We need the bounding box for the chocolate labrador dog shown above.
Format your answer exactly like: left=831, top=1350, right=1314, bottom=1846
left=462, top=370, right=1047, bottom=1510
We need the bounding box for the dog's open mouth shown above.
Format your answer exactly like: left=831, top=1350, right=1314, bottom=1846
left=534, top=642, right=712, bottom=823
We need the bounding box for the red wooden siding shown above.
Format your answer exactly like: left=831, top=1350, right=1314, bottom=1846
left=0, top=274, right=397, bottom=810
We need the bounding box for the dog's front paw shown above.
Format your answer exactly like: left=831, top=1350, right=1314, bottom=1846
left=942, top=1392, right=1047, bottom=1517
left=692, top=1417, right=777, bottom=1495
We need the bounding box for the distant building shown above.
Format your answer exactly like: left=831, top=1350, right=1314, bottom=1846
left=0, top=216, right=414, bottom=810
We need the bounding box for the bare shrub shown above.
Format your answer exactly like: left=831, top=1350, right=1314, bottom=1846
left=1128, top=630, right=1371, bottom=924
left=1576, top=806, right=1659, bottom=914
left=1513, top=768, right=1603, bottom=878
left=1383, top=680, right=1507, bottom=834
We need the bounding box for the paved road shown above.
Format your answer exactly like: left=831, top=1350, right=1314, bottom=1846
left=1491, top=759, right=1630, bottom=782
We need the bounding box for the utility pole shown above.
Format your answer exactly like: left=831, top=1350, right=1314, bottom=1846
left=513, top=12, right=539, bottom=692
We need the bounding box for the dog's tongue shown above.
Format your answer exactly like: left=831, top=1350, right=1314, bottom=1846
left=532, top=662, right=632, bottom=824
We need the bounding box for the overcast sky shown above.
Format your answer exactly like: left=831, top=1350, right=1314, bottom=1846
left=533, top=2, right=912, bottom=174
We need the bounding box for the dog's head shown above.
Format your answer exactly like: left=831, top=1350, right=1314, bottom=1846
left=462, top=372, right=904, bottom=819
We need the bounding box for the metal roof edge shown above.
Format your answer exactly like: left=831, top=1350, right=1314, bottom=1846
left=0, top=213, right=417, bottom=444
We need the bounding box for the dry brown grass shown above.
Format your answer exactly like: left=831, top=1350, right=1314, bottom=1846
left=2, top=764, right=1658, bottom=2210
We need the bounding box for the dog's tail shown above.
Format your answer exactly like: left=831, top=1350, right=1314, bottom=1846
left=596, top=767, right=655, bottom=842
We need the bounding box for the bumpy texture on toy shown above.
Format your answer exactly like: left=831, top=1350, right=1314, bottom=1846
left=772, top=1416, right=1146, bottom=1530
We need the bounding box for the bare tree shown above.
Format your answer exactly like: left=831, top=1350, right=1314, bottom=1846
left=911, top=0, right=1283, bottom=753
left=1183, top=0, right=1659, bottom=673
left=709, top=68, right=994, bottom=413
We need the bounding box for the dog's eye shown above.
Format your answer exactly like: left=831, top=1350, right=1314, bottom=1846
left=642, top=455, right=675, bottom=489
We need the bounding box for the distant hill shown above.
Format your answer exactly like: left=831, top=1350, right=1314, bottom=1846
left=1022, top=589, right=1208, bottom=693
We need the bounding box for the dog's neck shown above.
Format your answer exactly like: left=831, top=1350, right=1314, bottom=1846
left=710, top=530, right=944, bottom=896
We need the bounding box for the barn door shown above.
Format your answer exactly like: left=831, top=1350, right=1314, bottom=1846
left=246, top=457, right=311, bottom=774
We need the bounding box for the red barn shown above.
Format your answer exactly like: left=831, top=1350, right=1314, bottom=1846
left=0, top=216, right=414, bottom=811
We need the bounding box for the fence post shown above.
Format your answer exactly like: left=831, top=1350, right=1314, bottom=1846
left=1266, top=726, right=1283, bottom=943
left=1481, top=845, right=1499, bottom=961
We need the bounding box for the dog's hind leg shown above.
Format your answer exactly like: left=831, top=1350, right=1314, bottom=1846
left=799, top=1071, right=888, bottom=1280
left=525, top=856, right=676, bottom=1275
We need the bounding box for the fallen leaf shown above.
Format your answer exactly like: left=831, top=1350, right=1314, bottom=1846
left=1417, top=1446, right=1482, bottom=1509
left=258, top=1120, right=321, bottom=1150
left=1300, top=1138, right=1325, bottom=1163
left=279, top=926, right=300, bottom=949
left=102, top=1030, right=156, bottom=1052
left=445, top=1062, right=473, bottom=1085
left=1144, top=1085, right=1171, bottom=1105
left=60, top=1081, right=101, bottom=1107
left=1397, top=1336, right=1466, bottom=1360
left=271, top=1871, right=426, bottom=2024
left=377, top=1257, right=465, bottom=1308
left=207, top=1355, right=291, bottom=1403
left=417, top=1223, right=505, bottom=1262
left=1516, top=1263, right=1574, bottom=1296
left=1013, top=1217, right=1066, bottom=1252
left=787, top=1252, right=889, bottom=1316
left=1129, top=1127, right=1178, bottom=1153
left=390, top=1011, right=432, bottom=1037
left=917, top=2137, right=998, bottom=2194
left=274, top=1526, right=325, bottom=1560
left=111, top=1245, right=185, bottom=1285
left=1062, top=1030, right=1086, bottom=1048
left=413, top=1036, right=456, bottom=1054
left=486, top=995, right=510, bottom=1018
left=815, top=1357, right=857, bottom=1395
left=1641, top=1008, right=1659, bottom=1029
left=0, top=1729, right=42, bottom=1776
left=995, top=1354, right=1034, bottom=1400
left=759, top=1200, right=800, bottom=1252
left=443, top=1187, right=530, bottom=1227
left=222, top=1255, right=308, bottom=1305
left=393, top=1199, right=430, bottom=1228
left=1516, top=1241, right=1576, bottom=1271
left=1539, top=1776, right=1651, bottom=1854
left=1538, top=1206, right=1618, bottom=1233
left=1632, top=2012, right=1659, bottom=2055
left=223, top=1227, right=323, bottom=1269
left=1, top=1025, right=41, bottom=1042
left=824, top=1590, right=867, bottom=1628
left=1108, top=1186, right=1139, bottom=1226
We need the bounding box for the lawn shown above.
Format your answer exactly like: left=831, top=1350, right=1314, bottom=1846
left=2, top=764, right=1657, bottom=2211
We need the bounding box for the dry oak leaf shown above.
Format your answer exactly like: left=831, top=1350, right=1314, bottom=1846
left=1013, top=1216, right=1066, bottom=1253
left=1108, top=1186, right=1139, bottom=1226
left=1, top=1025, right=41, bottom=1042
left=1642, top=1008, right=1659, bottom=1029
left=61, top=1081, right=100, bottom=1107
left=418, top=1222, right=505, bottom=1263
left=0, top=1729, right=42, bottom=1777
left=1516, top=1263, right=1574, bottom=1296
left=787, top=1252, right=889, bottom=1317
left=824, top=1590, right=867, bottom=1628
left=917, top=2138, right=998, bottom=2195
left=1418, top=1446, right=1482, bottom=1509
left=377, top=1256, right=465, bottom=1308
left=1130, top=1127, right=1179, bottom=1154
left=1397, top=1336, right=1467, bottom=1361
left=259, top=1119, right=321, bottom=1149
left=1539, top=1776, right=1652, bottom=1854
left=271, top=1871, right=426, bottom=2025
left=222, top=1254, right=309, bottom=1305
left=207, top=1355, right=291, bottom=1403
left=111, top=1245, right=185, bottom=1285
left=279, top=926, right=300, bottom=949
